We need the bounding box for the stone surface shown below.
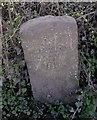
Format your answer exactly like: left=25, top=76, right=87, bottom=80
left=20, top=15, right=79, bottom=103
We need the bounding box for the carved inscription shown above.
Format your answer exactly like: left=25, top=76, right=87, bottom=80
left=31, top=28, right=72, bottom=71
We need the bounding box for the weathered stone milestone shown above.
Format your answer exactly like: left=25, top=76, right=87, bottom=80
left=20, top=15, right=79, bottom=103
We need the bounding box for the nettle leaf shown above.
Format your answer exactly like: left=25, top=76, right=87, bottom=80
left=27, top=111, right=31, bottom=116
left=12, top=110, right=16, bottom=114
left=21, top=88, right=27, bottom=93
left=69, top=107, right=75, bottom=113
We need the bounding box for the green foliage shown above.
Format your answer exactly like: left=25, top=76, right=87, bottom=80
left=80, top=91, right=96, bottom=118
left=1, top=2, right=97, bottom=120
left=2, top=84, right=34, bottom=119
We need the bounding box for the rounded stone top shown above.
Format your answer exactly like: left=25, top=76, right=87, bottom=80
left=20, top=15, right=77, bottom=34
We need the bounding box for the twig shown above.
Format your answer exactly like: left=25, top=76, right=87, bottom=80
left=38, top=3, right=44, bottom=16
left=56, top=2, right=60, bottom=16
left=71, top=106, right=80, bottom=120
left=77, top=11, right=95, bottom=20
left=8, top=2, right=13, bottom=35
left=10, top=16, right=25, bottom=38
